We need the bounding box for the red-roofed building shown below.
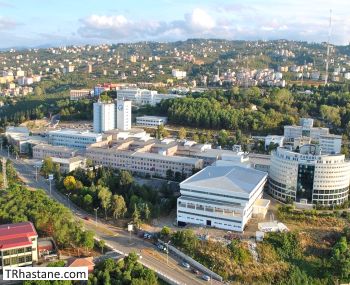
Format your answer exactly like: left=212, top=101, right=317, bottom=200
left=0, top=222, right=38, bottom=270
left=67, top=257, right=94, bottom=273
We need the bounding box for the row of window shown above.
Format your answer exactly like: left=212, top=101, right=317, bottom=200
left=2, top=254, right=32, bottom=267
left=181, top=189, right=249, bottom=201
left=2, top=247, right=32, bottom=256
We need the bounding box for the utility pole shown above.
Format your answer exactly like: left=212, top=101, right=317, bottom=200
left=324, top=9, right=332, bottom=86
left=1, top=158, right=7, bottom=189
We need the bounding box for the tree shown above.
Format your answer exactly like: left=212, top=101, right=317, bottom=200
left=34, top=86, right=44, bottom=97
left=98, top=186, right=112, bottom=219
left=81, top=230, right=95, bottom=251
left=160, top=226, right=171, bottom=239
left=111, top=194, right=127, bottom=219
left=118, top=170, right=133, bottom=188
left=83, top=194, right=93, bottom=207
left=132, top=206, right=141, bottom=228
left=142, top=203, right=151, bottom=221
left=63, top=176, right=77, bottom=191
left=178, top=127, right=187, bottom=139
left=166, top=169, right=174, bottom=180
left=41, top=157, right=54, bottom=177
left=98, top=239, right=106, bottom=254
left=217, top=129, right=228, bottom=147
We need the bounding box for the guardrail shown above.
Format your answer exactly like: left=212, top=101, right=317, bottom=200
left=158, top=239, right=223, bottom=282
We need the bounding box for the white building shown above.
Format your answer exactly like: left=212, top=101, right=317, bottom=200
left=51, top=156, right=86, bottom=173
left=136, top=116, right=168, bottom=127
left=93, top=101, right=115, bottom=133
left=116, top=100, right=131, bottom=131
left=265, top=135, right=284, bottom=150
left=172, top=69, right=187, bottom=79
left=319, top=134, right=342, bottom=154
left=116, top=88, right=181, bottom=106
left=48, top=129, right=103, bottom=149
left=177, top=165, right=268, bottom=232
left=33, top=144, right=78, bottom=159
left=284, top=118, right=329, bottom=141
left=269, top=145, right=350, bottom=205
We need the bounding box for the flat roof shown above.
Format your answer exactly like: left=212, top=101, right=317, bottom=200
left=49, top=129, right=102, bottom=138
left=180, top=166, right=267, bottom=195
left=136, top=115, right=168, bottom=120
left=33, top=143, right=77, bottom=152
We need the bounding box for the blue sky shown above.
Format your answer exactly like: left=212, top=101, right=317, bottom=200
left=0, top=0, right=349, bottom=48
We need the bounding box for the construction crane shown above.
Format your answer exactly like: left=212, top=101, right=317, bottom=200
left=324, top=9, right=332, bottom=85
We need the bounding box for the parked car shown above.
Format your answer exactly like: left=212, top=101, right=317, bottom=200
left=181, top=261, right=190, bottom=269
left=192, top=268, right=200, bottom=275
left=201, top=275, right=211, bottom=281
left=83, top=216, right=90, bottom=221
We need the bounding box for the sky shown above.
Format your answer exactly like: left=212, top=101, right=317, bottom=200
left=0, top=0, right=349, bottom=49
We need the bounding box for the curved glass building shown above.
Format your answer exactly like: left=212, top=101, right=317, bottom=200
left=268, top=145, right=350, bottom=205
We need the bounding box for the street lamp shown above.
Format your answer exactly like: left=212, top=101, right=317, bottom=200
left=94, top=207, right=99, bottom=226
left=6, top=145, right=10, bottom=157
left=66, top=193, right=72, bottom=210
left=48, top=174, right=54, bottom=196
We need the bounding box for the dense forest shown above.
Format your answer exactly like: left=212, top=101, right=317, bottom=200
left=155, top=84, right=350, bottom=136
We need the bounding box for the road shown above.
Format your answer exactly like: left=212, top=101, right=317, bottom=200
left=1, top=152, right=221, bottom=285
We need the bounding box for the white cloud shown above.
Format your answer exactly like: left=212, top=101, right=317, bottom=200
left=185, top=8, right=215, bottom=31
left=0, top=16, right=17, bottom=30
left=77, top=4, right=350, bottom=45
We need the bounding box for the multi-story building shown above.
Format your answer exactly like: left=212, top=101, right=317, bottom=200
left=116, top=100, right=131, bottom=131
left=0, top=222, right=38, bottom=270
left=51, top=156, right=86, bottom=173
left=116, top=88, right=181, bottom=106
left=136, top=116, right=168, bottom=127
left=48, top=129, right=103, bottom=149
left=33, top=144, right=78, bottom=159
left=268, top=145, right=350, bottom=205
left=319, top=134, right=342, bottom=154
left=284, top=118, right=329, bottom=141
left=69, top=89, right=91, bottom=100
left=172, top=69, right=187, bottom=79
left=177, top=165, right=268, bottom=232
left=93, top=101, right=115, bottom=133
left=86, top=145, right=203, bottom=179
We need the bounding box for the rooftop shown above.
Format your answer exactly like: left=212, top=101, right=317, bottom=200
left=0, top=222, right=37, bottom=250
left=180, top=166, right=267, bottom=196
left=49, top=129, right=102, bottom=138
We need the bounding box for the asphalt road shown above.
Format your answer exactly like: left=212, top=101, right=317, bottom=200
left=1, top=152, right=221, bottom=285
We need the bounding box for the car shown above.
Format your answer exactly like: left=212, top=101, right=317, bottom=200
left=201, top=275, right=211, bottom=281
left=191, top=268, right=200, bottom=275
left=83, top=216, right=90, bottom=221
left=181, top=261, right=190, bottom=269
left=157, top=244, right=164, bottom=251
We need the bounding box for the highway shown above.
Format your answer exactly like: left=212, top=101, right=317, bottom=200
left=0, top=152, right=222, bottom=285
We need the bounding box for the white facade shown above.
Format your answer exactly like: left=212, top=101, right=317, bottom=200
left=284, top=118, right=329, bottom=141
left=33, top=144, right=78, bottom=159
left=116, top=88, right=182, bottom=106
left=86, top=147, right=203, bottom=179
left=265, top=135, right=284, bottom=149
left=116, top=100, right=132, bottom=131
left=269, top=146, right=350, bottom=205
left=136, top=116, right=168, bottom=127
left=172, top=69, right=187, bottom=79
left=93, top=101, right=115, bottom=133
left=48, top=129, right=103, bottom=149
left=177, top=166, right=268, bottom=232
left=319, top=134, right=342, bottom=154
